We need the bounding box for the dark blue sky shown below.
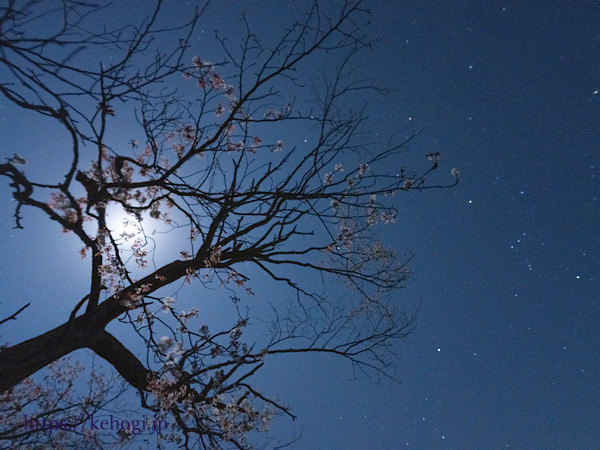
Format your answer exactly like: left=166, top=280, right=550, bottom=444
left=1, top=1, right=598, bottom=448
left=256, top=3, right=598, bottom=447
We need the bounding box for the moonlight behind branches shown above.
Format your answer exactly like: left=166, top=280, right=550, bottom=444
left=0, top=1, right=457, bottom=448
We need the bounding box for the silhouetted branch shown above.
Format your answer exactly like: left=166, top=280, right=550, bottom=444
left=0, top=1, right=457, bottom=448
left=0, top=303, right=30, bottom=326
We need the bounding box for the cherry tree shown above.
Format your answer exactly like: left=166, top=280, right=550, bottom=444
left=0, top=1, right=458, bottom=447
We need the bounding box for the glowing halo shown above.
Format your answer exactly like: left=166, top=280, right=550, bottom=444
left=105, top=205, right=144, bottom=242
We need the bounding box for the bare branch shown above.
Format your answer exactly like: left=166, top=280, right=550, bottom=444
left=0, top=1, right=457, bottom=448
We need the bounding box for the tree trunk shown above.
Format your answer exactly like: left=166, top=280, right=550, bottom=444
left=0, top=313, right=95, bottom=393
left=0, top=258, right=196, bottom=393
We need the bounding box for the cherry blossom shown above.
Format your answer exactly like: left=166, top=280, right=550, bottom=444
left=0, top=2, right=459, bottom=447
left=157, top=336, right=174, bottom=353
left=358, top=163, right=370, bottom=177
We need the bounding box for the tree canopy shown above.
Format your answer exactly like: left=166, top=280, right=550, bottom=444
left=0, top=1, right=457, bottom=448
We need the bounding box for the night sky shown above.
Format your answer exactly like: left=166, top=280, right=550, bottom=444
left=1, top=1, right=598, bottom=448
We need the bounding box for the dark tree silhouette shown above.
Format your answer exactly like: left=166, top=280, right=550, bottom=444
left=0, top=1, right=458, bottom=447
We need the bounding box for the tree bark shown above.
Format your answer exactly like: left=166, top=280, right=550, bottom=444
left=88, top=330, right=151, bottom=391
left=0, top=259, right=189, bottom=393
left=0, top=313, right=95, bottom=393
